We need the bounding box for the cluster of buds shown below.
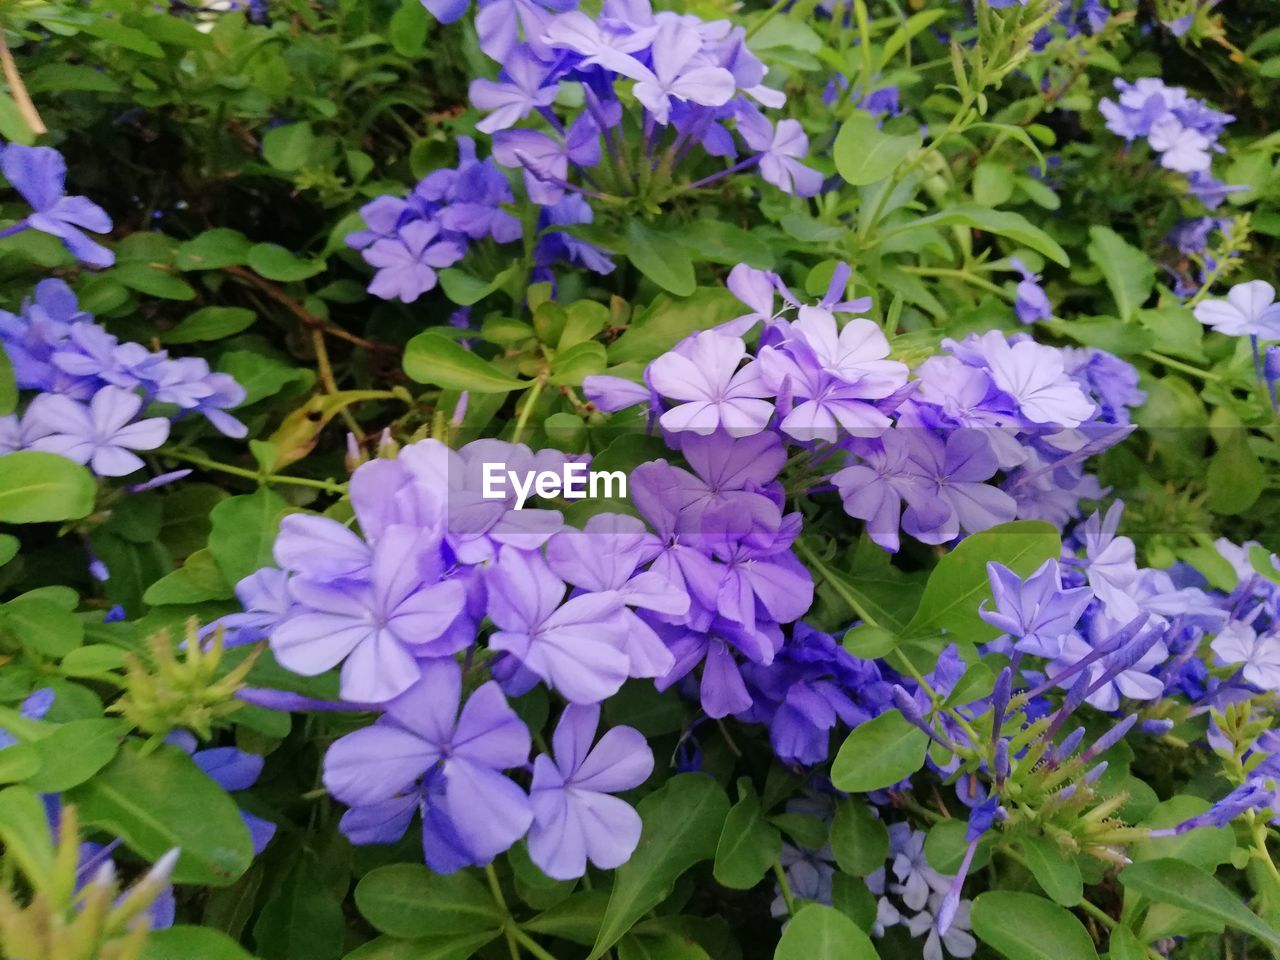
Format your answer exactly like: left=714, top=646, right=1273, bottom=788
left=0, top=799, right=176, bottom=960
left=110, top=621, right=258, bottom=741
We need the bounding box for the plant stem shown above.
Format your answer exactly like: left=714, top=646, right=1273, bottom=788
left=511, top=927, right=560, bottom=960
left=511, top=376, right=546, bottom=444
left=795, top=538, right=879, bottom=628
left=772, top=860, right=797, bottom=916
left=1140, top=351, right=1222, bottom=382
left=0, top=33, right=45, bottom=136
left=485, top=864, right=522, bottom=960
left=158, top=447, right=347, bottom=494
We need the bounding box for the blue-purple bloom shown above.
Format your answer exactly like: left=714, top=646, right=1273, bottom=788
left=1, top=145, right=114, bottom=267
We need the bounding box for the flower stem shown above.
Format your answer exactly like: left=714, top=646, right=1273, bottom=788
left=485, top=864, right=522, bottom=960
left=511, top=927, right=561, bottom=960
left=158, top=447, right=347, bottom=494
left=772, top=860, right=796, bottom=916
left=511, top=376, right=546, bottom=444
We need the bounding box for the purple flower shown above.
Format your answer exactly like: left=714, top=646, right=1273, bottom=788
left=364, top=221, right=465, bottom=303
left=620, top=20, right=736, bottom=124
left=324, top=658, right=532, bottom=873
left=647, top=330, right=773, bottom=437
left=979, top=559, right=1093, bottom=658
left=271, top=524, right=468, bottom=703
left=900, top=430, right=1017, bottom=545
left=1211, top=622, right=1280, bottom=691
left=959, top=332, right=1096, bottom=428
left=470, top=50, right=559, bottom=134
left=2, top=145, right=114, bottom=267
left=735, top=107, right=821, bottom=197
left=24, top=385, right=169, bottom=476
left=486, top=546, right=630, bottom=704
left=1193, top=281, right=1280, bottom=338
left=1009, top=258, right=1051, bottom=324
left=1148, top=115, right=1212, bottom=173
left=527, top=704, right=653, bottom=879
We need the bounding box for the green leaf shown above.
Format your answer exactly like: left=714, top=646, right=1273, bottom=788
left=389, top=0, right=429, bottom=56
left=218, top=352, right=312, bottom=406
left=618, top=931, right=710, bottom=960
left=161, top=307, right=256, bottom=344
left=713, top=779, right=781, bottom=889
left=0, top=533, right=16, bottom=566
left=0, top=348, right=15, bottom=416
left=438, top=264, right=518, bottom=305
left=248, top=243, right=325, bottom=282
left=1105, top=927, right=1147, bottom=960
left=1087, top=226, right=1154, bottom=322
left=144, top=549, right=234, bottom=606
left=675, top=220, right=774, bottom=270
left=609, top=289, right=741, bottom=365
left=626, top=220, right=695, bottom=296
left=354, top=864, right=503, bottom=938
left=971, top=892, right=1099, bottom=960
left=141, top=926, right=258, bottom=960
left=404, top=331, right=528, bottom=393
left=68, top=744, right=254, bottom=886
left=113, top=262, right=197, bottom=301
left=973, top=162, right=1014, bottom=206
left=262, top=122, right=317, bottom=172
left=834, top=111, right=922, bottom=186
left=882, top=205, right=1069, bottom=266
left=0, top=452, right=96, bottom=523
left=523, top=891, right=610, bottom=945
left=25, top=719, right=125, bottom=792
left=254, top=855, right=345, bottom=960
left=0, top=742, right=40, bottom=783
left=1119, top=858, right=1280, bottom=951
left=829, top=799, right=889, bottom=877
left=0, top=786, right=55, bottom=887
left=342, top=932, right=500, bottom=960
left=551, top=341, right=608, bottom=386
left=175, top=229, right=253, bottom=271
left=1020, top=836, right=1083, bottom=906
left=0, top=596, right=84, bottom=657
left=1207, top=428, right=1264, bottom=516
left=774, top=904, right=879, bottom=959
left=588, top=774, right=729, bottom=959
left=901, top=521, right=1060, bottom=644
left=830, top=710, right=928, bottom=793
left=207, top=489, right=290, bottom=586
left=1133, top=797, right=1235, bottom=869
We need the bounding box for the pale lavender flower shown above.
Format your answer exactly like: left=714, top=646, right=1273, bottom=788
left=527, top=704, right=653, bottom=879
left=648, top=330, right=773, bottom=437
left=979, top=559, right=1093, bottom=658
left=2, top=145, right=114, bottom=267
left=24, top=385, right=169, bottom=476
left=1193, top=281, right=1280, bottom=338
left=1211, top=622, right=1280, bottom=691
left=364, top=221, right=465, bottom=303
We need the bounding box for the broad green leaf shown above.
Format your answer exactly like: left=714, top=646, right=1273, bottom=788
left=1087, top=226, right=1154, bottom=322
left=0, top=596, right=83, bottom=657
left=0, top=348, right=15, bottom=415
left=389, top=0, right=429, bottom=56
left=551, top=341, right=608, bottom=386
left=1207, top=414, right=1264, bottom=515
left=924, top=819, right=992, bottom=874
left=161, top=306, right=256, bottom=344
left=1119, top=858, right=1280, bottom=951
left=254, top=854, right=345, bottom=960
left=144, top=549, right=234, bottom=606
left=676, top=220, right=774, bottom=270
left=0, top=452, right=96, bottom=523
left=588, top=774, right=729, bottom=959
left=248, top=243, right=325, bottom=282
left=1132, top=797, right=1235, bottom=869
left=354, top=864, right=503, bottom=937
left=218, top=352, right=312, bottom=406
left=438, top=264, right=518, bottom=305
left=714, top=779, right=781, bottom=889
left=901, top=521, right=1060, bottom=644
left=207, top=489, right=290, bottom=586
left=971, top=892, right=1099, bottom=960
left=25, top=718, right=125, bottom=792
left=774, top=904, right=879, bottom=959
left=114, top=262, right=197, bottom=300
left=404, top=331, right=528, bottom=393
left=141, top=926, right=258, bottom=960
left=174, top=229, right=252, bottom=271
left=882, top=205, right=1069, bottom=266
left=618, top=931, right=710, bottom=960
left=0, top=533, right=16, bottom=566
left=829, top=799, right=889, bottom=877
left=831, top=710, right=928, bottom=793
left=626, top=220, right=695, bottom=296
left=1020, top=836, right=1083, bottom=906
left=608, top=289, right=741, bottom=364
left=68, top=744, right=254, bottom=886
left=0, top=743, right=40, bottom=783
left=0, top=786, right=56, bottom=887
left=834, top=111, right=921, bottom=186
left=342, top=932, right=500, bottom=960
left=523, top=891, right=610, bottom=946
left=262, top=122, right=316, bottom=172
left=1106, top=927, right=1147, bottom=960
left=974, top=162, right=1014, bottom=206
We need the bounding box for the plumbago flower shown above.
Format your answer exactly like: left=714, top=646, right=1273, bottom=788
left=1, top=144, right=115, bottom=267
left=0, top=277, right=249, bottom=477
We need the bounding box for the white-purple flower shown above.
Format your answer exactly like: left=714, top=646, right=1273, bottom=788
left=24, top=385, right=169, bottom=476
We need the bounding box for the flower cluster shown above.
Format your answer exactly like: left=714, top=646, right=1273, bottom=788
left=1100, top=77, right=1233, bottom=177
left=0, top=279, right=247, bottom=475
